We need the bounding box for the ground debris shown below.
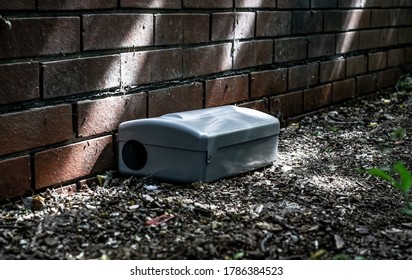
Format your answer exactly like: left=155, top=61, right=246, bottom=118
left=0, top=90, right=411, bottom=260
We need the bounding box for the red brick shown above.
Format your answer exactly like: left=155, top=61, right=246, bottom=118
left=270, top=91, right=303, bottom=117
left=311, top=0, right=337, bottom=8
left=368, top=52, right=387, bottom=71
left=324, top=10, right=370, bottom=32
left=183, top=43, right=232, bottom=78
left=148, top=83, right=203, bottom=117
left=357, top=74, right=377, bottom=95
left=308, top=34, right=336, bottom=58
left=359, top=30, right=381, bottom=50
left=233, top=40, right=273, bottom=69
left=38, top=0, right=116, bottom=10
left=0, top=156, right=31, bottom=201
left=0, top=17, right=80, bottom=59
left=0, top=105, right=73, bottom=156
left=155, top=14, right=209, bottom=45
left=320, top=60, right=345, bottom=83
left=205, top=75, right=249, bottom=107
left=83, top=14, right=153, bottom=51
left=398, top=27, right=412, bottom=44
left=251, top=69, right=287, bottom=98
left=43, top=55, right=120, bottom=98
left=212, top=12, right=255, bottom=41
left=338, top=0, right=364, bottom=8
left=121, top=0, right=181, bottom=8
left=371, top=9, right=390, bottom=27
left=332, top=78, right=356, bottom=103
left=122, top=48, right=182, bottom=86
left=405, top=47, right=412, bottom=63
left=288, top=63, right=319, bottom=90
left=77, top=93, right=147, bottom=137
left=0, top=62, right=39, bottom=105
left=376, top=69, right=396, bottom=89
left=292, top=11, right=323, bottom=34
left=381, top=28, right=398, bottom=47
left=278, top=0, right=309, bottom=8
left=34, top=136, right=113, bottom=189
left=336, top=31, right=359, bottom=54
left=239, top=100, right=270, bottom=114
left=303, top=84, right=331, bottom=111
left=0, top=0, right=34, bottom=9
left=274, top=37, right=307, bottom=62
left=346, top=55, right=367, bottom=76
left=390, top=9, right=412, bottom=26
left=235, top=0, right=276, bottom=8
left=256, top=11, right=292, bottom=37
left=182, top=0, right=232, bottom=8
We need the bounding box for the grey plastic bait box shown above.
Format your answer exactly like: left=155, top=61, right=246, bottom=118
left=118, top=105, right=280, bottom=183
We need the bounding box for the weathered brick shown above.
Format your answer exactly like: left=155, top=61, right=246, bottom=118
left=251, top=69, right=287, bottom=98
left=320, top=60, right=345, bottom=82
left=381, top=28, right=398, bottom=47
left=288, top=63, right=319, bottom=90
left=390, top=8, right=412, bottom=26
left=398, top=27, right=412, bottom=44
left=206, top=75, right=249, bottom=107
left=212, top=12, right=255, bottom=41
left=376, top=69, right=396, bottom=89
left=388, top=48, right=405, bottom=66
left=0, top=62, right=39, bottom=105
left=336, top=31, right=359, bottom=54
left=182, top=0, right=232, bottom=8
left=0, top=0, right=34, bottom=9
left=311, top=0, right=337, bottom=8
left=0, top=156, right=31, bottom=201
left=324, top=10, right=370, bottom=32
left=235, top=0, right=276, bottom=8
left=233, top=40, right=273, bottom=69
left=183, top=43, right=232, bottom=78
left=303, top=84, right=331, bottom=112
left=338, top=0, right=364, bottom=8
left=122, top=48, right=182, bottom=86
left=0, top=105, right=73, bottom=156
left=270, top=91, right=303, bottom=117
left=368, top=52, right=387, bottom=71
left=357, top=74, right=377, bottom=95
left=308, top=34, right=336, bottom=58
left=0, top=17, right=80, bottom=59
left=332, top=79, right=356, bottom=102
left=34, top=136, right=113, bottom=189
left=38, top=0, right=116, bottom=10
left=359, top=29, right=381, bottom=50
left=363, top=0, right=391, bottom=7
left=155, top=14, right=209, bottom=45
left=277, top=0, right=309, bottom=8
left=120, top=0, right=181, bottom=8
left=405, top=47, right=412, bottom=63
left=346, top=55, right=367, bottom=77
left=148, top=83, right=203, bottom=117
left=292, top=11, right=323, bottom=34
left=77, top=93, right=147, bottom=137
left=83, top=14, right=153, bottom=51
left=43, top=55, right=120, bottom=98
left=240, top=99, right=270, bottom=114
left=274, top=37, right=307, bottom=62
left=371, top=9, right=390, bottom=27
left=256, top=11, right=292, bottom=37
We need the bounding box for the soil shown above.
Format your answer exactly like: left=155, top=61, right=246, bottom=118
left=0, top=88, right=411, bottom=260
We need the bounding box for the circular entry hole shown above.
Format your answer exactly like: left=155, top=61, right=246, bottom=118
left=122, top=140, right=147, bottom=171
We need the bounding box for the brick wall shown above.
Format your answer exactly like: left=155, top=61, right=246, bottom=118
left=1, top=0, right=412, bottom=201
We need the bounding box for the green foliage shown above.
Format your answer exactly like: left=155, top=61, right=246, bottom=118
left=368, top=161, right=412, bottom=215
